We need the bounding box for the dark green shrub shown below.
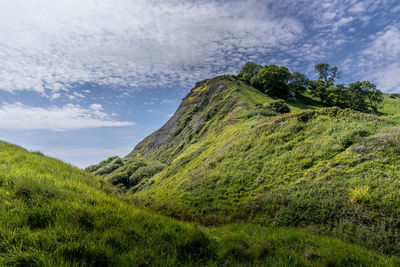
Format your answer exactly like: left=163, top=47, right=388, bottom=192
left=85, top=156, right=120, bottom=173
left=339, top=128, right=370, bottom=149
left=265, top=100, right=291, bottom=114
left=129, top=163, right=165, bottom=187
left=297, top=111, right=315, bottom=122
left=274, top=206, right=300, bottom=226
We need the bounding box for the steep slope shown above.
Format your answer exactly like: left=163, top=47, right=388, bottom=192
left=88, top=75, right=319, bottom=190
left=88, top=75, right=400, bottom=255
left=1, top=142, right=397, bottom=266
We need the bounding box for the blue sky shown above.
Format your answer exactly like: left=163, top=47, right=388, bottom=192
left=0, top=0, right=399, bottom=168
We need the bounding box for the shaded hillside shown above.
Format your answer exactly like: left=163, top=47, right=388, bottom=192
left=88, top=75, right=400, bottom=255
left=1, top=142, right=397, bottom=266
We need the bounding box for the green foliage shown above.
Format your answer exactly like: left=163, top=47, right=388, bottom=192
left=288, top=71, right=310, bottom=94
left=86, top=156, right=122, bottom=176
left=308, top=63, right=384, bottom=112
left=265, top=99, right=291, bottom=114
left=1, top=141, right=395, bottom=266
left=85, top=75, right=400, bottom=261
left=326, top=84, right=350, bottom=108
left=314, top=63, right=341, bottom=87
left=390, top=93, right=400, bottom=99
left=309, top=80, right=329, bottom=104
left=359, top=81, right=383, bottom=112
left=251, top=65, right=291, bottom=98
left=348, top=81, right=369, bottom=111
left=238, top=61, right=262, bottom=83
left=124, top=101, right=400, bottom=255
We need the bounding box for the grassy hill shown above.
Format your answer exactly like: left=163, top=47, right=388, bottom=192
left=2, top=142, right=399, bottom=265
left=88, top=75, right=400, bottom=256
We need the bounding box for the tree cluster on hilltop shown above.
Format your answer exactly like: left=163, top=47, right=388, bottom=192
left=238, top=61, right=384, bottom=112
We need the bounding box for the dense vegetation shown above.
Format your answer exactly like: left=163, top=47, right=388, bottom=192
left=2, top=142, right=398, bottom=266
left=2, top=60, right=399, bottom=265
left=239, top=62, right=384, bottom=112
left=88, top=71, right=400, bottom=260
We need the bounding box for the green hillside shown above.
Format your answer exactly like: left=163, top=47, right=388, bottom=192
left=2, top=141, right=398, bottom=265
left=88, top=75, right=400, bottom=256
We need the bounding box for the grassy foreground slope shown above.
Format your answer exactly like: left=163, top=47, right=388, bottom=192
left=88, top=75, right=400, bottom=255
left=2, top=141, right=399, bottom=266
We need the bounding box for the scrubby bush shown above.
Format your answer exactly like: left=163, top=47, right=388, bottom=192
left=85, top=156, right=120, bottom=173
left=106, top=159, right=165, bottom=190
left=390, top=93, right=400, bottom=99
left=265, top=100, right=291, bottom=114
left=274, top=206, right=300, bottom=227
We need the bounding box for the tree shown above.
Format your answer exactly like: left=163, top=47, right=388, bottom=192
left=289, top=72, right=309, bottom=94
left=251, top=65, right=291, bottom=98
left=348, top=81, right=368, bottom=111
left=327, top=84, right=350, bottom=108
left=314, top=63, right=341, bottom=87
left=238, top=62, right=262, bottom=83
left=361, top=81, right=383, bottom=112
left=310, top=63, right=342, bottom=105
left=309, top=80, right=329, bottom=104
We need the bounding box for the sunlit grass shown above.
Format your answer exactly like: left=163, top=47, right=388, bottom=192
left=1, top=141, right=399, bottom=265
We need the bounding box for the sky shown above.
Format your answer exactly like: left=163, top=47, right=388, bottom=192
left=0, top=0, right=399, bottom=168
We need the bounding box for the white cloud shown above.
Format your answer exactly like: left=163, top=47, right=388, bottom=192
left=349, top=3, right=366, bottom=13
left=368, top=63, right=400, bottom=92
left=67, top=91, right=85, bottom=100
left=0, top=0, right=394, bottom=95
left=392, top=5, right=400, bottom=14
left=50, top=92, right=62, bottom=100
left=333, top=17, right=354, bottom=31
left=0, top=102, right=133, bottom=131
left=362, top=26, right=400, bottom=60
left=89, top=103, right=103, bottom=111
left=355, top=25, right=400, bottom=92
left=0, top=0, right=303, bottom=93
left=160, top=99, right=176, bottom=105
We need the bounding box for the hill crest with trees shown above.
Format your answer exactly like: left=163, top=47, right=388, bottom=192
left=239, top=61, right=384, bottom=112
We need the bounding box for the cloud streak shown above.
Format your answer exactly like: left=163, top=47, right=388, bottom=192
left=0, top=102, right=133, bottom=131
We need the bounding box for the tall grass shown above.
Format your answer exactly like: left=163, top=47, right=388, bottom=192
left=0, top=141, right=398, bottom=266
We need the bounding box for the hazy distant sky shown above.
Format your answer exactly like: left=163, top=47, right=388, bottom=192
left=0, top=0, right=399, bottom=167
